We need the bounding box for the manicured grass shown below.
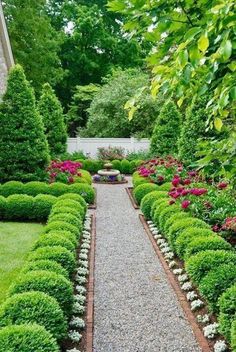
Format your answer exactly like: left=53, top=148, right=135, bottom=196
left=0, top=222, right=43, bottom=304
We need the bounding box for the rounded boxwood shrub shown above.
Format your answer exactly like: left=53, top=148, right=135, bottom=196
left=78, top=169, right=92, bottom=184
left=231, top=320, right=236, bottom=352
left=112, top=160, right=121, bottom=171
left=45, top=230, right=77, bottom=247
left=185, top=250, right=236, bottom=285
left=0, top=181, right=24, bottom=197
left=0, top=196, right=6, bottom=218
left=167, top=218, right=209, bottom=250
left=158, top=182, right=172, bottom=191
left=141, top=191, right=168, bottom=220
left=129, top=160, right=137, bottom=173
left=50, top=206, right=81, bottom=219
left=158, top=205, right=183, bottom=232
left=53, top=199, right=85, bottom=219
left=82, top=159, right=102, bottom=173
left=199, top=264, right=236, bottom=313
left=219, top=285, right=236, bottom=342
left=150, top=197, right=169, bottom=220
left=163, top=212, right=192, bottom=233
left=153, top=202, right=172, bottom=229
left=175, top=228, right=215, bottom=259
left=132, top=171, right=150, bottom=188
left=9, top=271, right=73, bottom=316
left=33, top=194, right=57, bottom=220
left=5, top=194, right=34, bottom=220
left=47, top=182, right=68, bottom=196
left=34, top=234, right=75, bottom=253
left=28, top=246, right=76, bottom=277
left=68, top=183, right=95, bottom=204
left=48, top=212, right=82, bottom=229
left=0, top=291, right=67, bottom=340
left=43, top=221, right=79, bottom=238
left=120, top=159, right=131, bottom=174
left=184, top=236, right=232, bottom=260
left=133, top=183, right=159, bottom=205
left=23, top=182, right=49, bottom=196
left=22, top=259, right=69, bottom=279
left=58, top=193, right=87, bottom=211
left=0, top=324, right=59, bottom=352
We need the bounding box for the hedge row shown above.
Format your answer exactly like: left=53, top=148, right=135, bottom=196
left=140, top=186, right=236, bottom=348
left=74, top=159, right=143, bottom=174
left=0, top=181, right=95, bottom=204
left=0, top=196, right=87, bottom=350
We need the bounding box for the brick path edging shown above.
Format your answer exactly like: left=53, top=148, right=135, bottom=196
left=125, top=187, right=139, bottom=209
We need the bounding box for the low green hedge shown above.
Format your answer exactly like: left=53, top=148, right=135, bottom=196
left=167, top=218, right=210, bottom=250
left=132, top=171, right=151, bottom=188
left=175, top=228, right=215, bottom=259
left=33, top=234, right=75, bottom=253
left=163, top=212, right=192, bottom=233
left=184, top=236, right=233, bottom=260
left=58, top=193, right=87, bottom=210
left=219, top=285, right=236, bottom=342
left=33, top=195, right=57, bottom=220
left=150, top=197, right=169, bottom=220
left=22, top=259, right=69, bottom=279
left=153, top=201, right=172, bottom=229
left=76, top=169, right=92, bottom=184
left=0, top=291, right=67, bottom=340
left=199, top=264, right=236, bottom=313
left=158, top=205, right=183, bottom=232
left=141, top=191, right=168, bottom=220
left=231, top=320, right=236, bottom=351
left=9, top=271, right=73, bottom=316
left=133, top=183, right=159, bottom=205
left=0, top=324, right=59, bottom=352
left=43, top=221, right=80, bottom=239
left=185, top=250, right=236, bottom=285
left=53, top=199, right=85, bottom=219
left=28, top=246, right=76, bottom=277
left=45, top=230, right=77, bottom=247
left=5, top=194, right=34, bottom=220
left=0, top=181, right=94, bottom=203
left=48, top=212, right=82, bottom=229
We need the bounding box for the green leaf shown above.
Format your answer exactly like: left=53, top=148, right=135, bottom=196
left=178, top=49, right=188, bottom=68
left=229, top=87, right=236, bottom=100
left=107, top=1, right=126, bottom=12
left=214, top=117, right=223, bottom=131
left=228, top=61, right=236, bottom=72
left=184, top=27, right=201, bottom=41
left=222, top=40, right=232, bottom=61
left=198, top=34, right=209, bottom=52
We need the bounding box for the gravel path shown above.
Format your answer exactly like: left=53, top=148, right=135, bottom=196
left=93, top=178, right=201, bottom=352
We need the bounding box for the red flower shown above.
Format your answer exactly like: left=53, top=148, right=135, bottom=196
left=218, top=181, right=228, bottom=190
left=181, top=200, right=191, bottom=209
left=190, top=188, right=207, bottom=196
left=212, top=224, right=221, bottom=232
left=183, top=179, right=191, bottom=185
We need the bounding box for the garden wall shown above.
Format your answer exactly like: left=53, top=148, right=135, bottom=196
left=67, top=137, right=150, bottom=158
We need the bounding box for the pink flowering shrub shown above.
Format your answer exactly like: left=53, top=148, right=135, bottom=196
left=47, top=160, right=82, bottom=184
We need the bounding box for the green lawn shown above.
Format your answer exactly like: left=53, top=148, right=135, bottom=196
left=0, top=222, right=43, bottom=304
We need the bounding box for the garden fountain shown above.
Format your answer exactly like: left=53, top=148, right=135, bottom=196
left=93, top=162, right=127, bottom=183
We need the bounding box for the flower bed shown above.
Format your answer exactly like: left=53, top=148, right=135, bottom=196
left=138, top=182, right=236, bottom=351
left=0, top=192, right=94, bottom=352
left=93, top=173, right=127, bottom=184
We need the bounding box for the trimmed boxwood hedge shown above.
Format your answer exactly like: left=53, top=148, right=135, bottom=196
left=68, top=183, right=95, bottom=204
left=175, top=228, right=215, bottom=259
left=219, top=285, right=236, bottom=342
left=0, top=291, right=67, bottom=340
left=153, top=202, right=172, bottom=228
left=22, top=259, right=69, bottom=279
left=28, top=246, right=76, bottom=277
left=185, top=250, right=236, bottom=285
left=53, top=199, right=86, bottom=218
left=141, top=191, right=168, bottom=220
left=158, top=205, right=183, bottom=231
left=33, top=194, right=57, bottom=220
left=199, top=264, right=236, bottom=313
left=58, top=193, right=87, bottom=210
left=0, top=324, right=59, bottom=352
left=33, top=234, right=75, bottom=253
left=5, top=194, right=34, bottom=220
left=23, top=182, right=49, bottom=196
left=133, top=183, right=159, bottom=205
left=48, top=212, right=82, bottom=229
left=132, top=171, right=150, bottom=188
left=163, top=212, right=192, bottom=233
left=231, top=320, right=236, bottom=352
left=0, top=196, right=6, bottom=218
left=9, top=271, right=73, bottom=316
left=184, top=236, right=233, bottom=260
left=43, top=221, right=80, bottom=238
left=0, top=181, right=24, bottom=197
left=45, top=230, right=77, bottom=247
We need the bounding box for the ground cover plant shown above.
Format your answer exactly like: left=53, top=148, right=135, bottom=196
left=0, top=222, right=43, bottom=304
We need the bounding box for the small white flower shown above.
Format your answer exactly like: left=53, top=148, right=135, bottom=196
left=76, top=275, right=87, bottom=284
left=181, top=281, right=193, bottom=291
left=66, top=348, right=82, bottom=352
left=72, top=302, right=85, bottom=314
left=214, top=340, right=227, bottom=352
left=79, top=253, right=88, bottom=260
left=161, top=247, right=171, bottom=254
left=75, top=285, right=86, bottom=294
left=178, top=274, right=189, bottom=283
left=169, top=260, right=177, bottom=268
left=147, top=220, right=153, bottom=225
left=155, top=234, right=163, bottom=239
left=191, top=299, right=204, bottom=311
left=197, top=314, right=210, bottom=324
left=80, top=247, right=89, bottom=253
left=81, top=242, right=90, bottom=249
left=186, top=291, right=198, bottom=302
left=159, top=242, right=169, bottom=249
left=68, top=330, right=82, bottom=342
left=152, top=230, right=159, bottom=235
left=203, top=323, right=219, bottom=339
left=77, top=267, right=89, bottom=276
left=157, top=239, right=165, bottom=245
left=69, top=316, right=85, bottom=329
left=78, top=259, right=88, bottom=268
left=173, top=268, right=183, bottom=275
left=164, top=252, right=174, bottom=259
left=74, top=294, right=86, bottom=304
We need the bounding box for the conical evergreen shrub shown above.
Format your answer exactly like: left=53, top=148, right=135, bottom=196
left=38, top=83, right=67, bottom=157
left=150, top=99, right=182, bottom=156
left=178, top=94, right=214, bottom=165
left=0, top=65, right=49, bottom=181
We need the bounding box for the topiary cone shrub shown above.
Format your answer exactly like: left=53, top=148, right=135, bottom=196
left=38, top=83, right=67, bottom=158
left=0, top=65, right=50, bottom=182
left=150, top=99, right=182, bottom=156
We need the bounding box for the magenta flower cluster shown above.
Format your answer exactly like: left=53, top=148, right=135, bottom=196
left=47, top=160, right=82, bottom=183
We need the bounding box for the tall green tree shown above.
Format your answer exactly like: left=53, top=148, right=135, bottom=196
left=0, top=65, right=50, bottom=181
left=4, top=0, right=63, bottom=94
left=150, top=100, right=182, bottom=156
left=38, top=83, right=67, bottom=157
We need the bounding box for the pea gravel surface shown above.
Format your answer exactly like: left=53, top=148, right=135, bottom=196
left=93, top=178, right=201, bottom=352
